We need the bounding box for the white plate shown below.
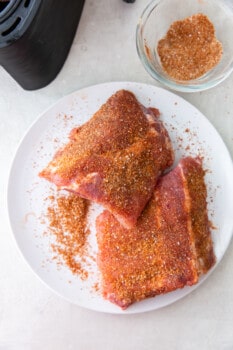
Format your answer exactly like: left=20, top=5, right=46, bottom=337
left=7, top=82, right=233, bottom=314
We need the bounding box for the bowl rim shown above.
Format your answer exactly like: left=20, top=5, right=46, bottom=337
left=136, top=0, right=233, bottom=92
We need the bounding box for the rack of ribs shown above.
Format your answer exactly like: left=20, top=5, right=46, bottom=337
left=39, top=89, right=174, bottom=229
left=96, top=157, right=216, bottom=309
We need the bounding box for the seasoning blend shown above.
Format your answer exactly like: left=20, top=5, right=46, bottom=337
left=157, top=13, right=223, bottom=81
left=45, top=193, right=91, bottom=280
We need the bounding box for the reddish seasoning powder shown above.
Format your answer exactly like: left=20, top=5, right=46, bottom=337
left=157, top=13, right=223, bottom=81
left=44, top=193, right=90, bottom=280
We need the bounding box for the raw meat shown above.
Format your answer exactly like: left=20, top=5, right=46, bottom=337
left=96, top=157, right=216, bottom=309
left=40, top=90, right=174, bottom=228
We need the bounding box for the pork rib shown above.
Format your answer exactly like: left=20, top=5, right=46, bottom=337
left=39, top=90, right=174, bottom=228
left=96, top=157, right=216, bottom=309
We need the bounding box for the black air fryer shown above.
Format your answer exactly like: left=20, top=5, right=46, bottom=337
left=0, top=0, right=85, bottom=90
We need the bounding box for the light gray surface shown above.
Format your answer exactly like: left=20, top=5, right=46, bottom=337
left=0, top=1, right=233, bottom=349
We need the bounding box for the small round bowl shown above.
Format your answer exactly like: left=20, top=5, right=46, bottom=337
left=136, top=0, right=233, bottom=92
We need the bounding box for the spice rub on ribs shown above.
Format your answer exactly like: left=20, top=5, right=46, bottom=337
left=96, top=157, right=216, bottom=309
left=39, top=90, right=174, bottom=229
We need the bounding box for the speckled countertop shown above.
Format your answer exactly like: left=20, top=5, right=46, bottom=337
left=0, top=1, right=233, bottom=349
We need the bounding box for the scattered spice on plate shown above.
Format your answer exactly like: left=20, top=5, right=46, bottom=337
left=44, top=192, right=91, bottom=280
left=157, top=13, right=223, bottom=81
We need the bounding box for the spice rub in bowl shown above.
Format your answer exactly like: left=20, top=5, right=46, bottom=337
left=157, top=13, right=223, bottom=81
left=136, top=0, right=233, bottom=92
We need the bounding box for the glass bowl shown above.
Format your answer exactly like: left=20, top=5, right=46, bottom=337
left=136, top=0, right=233, bottom=92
